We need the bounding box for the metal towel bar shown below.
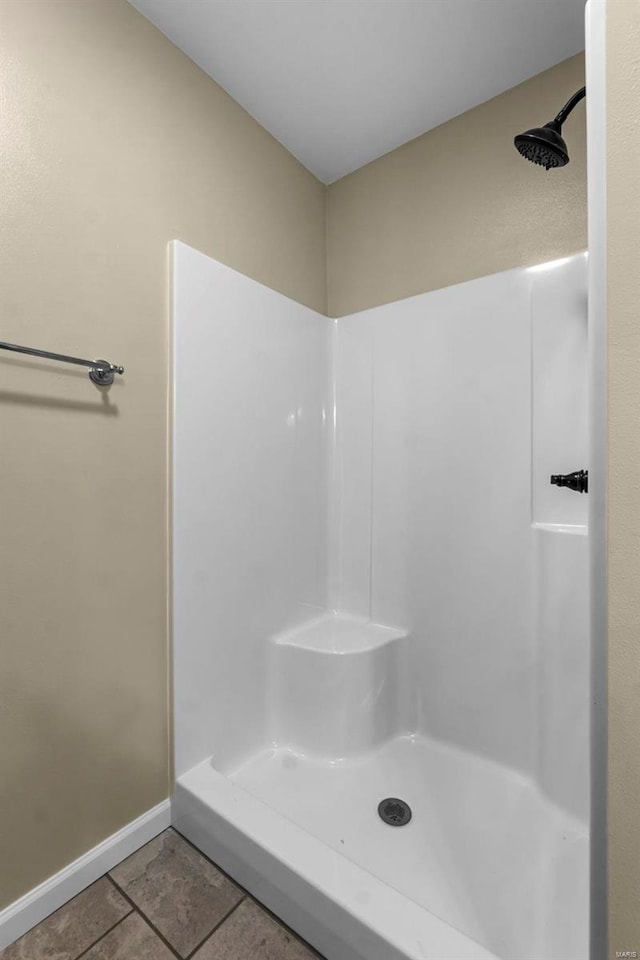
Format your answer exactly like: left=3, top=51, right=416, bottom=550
left=0, top=340, right=124, bottom=385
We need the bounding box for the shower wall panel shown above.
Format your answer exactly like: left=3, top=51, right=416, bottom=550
left=333, top=255, right=589, bottom=794
left=532, top=255, right=588, bottom=528
left=173, top=243, right=588, bottom=814
left=173, top=246, right=589, bottom=959
left=334, top=270, right=535, bottom=774
left=172, top=241, right=331, bottom=776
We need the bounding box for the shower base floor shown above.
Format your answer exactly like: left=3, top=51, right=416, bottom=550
left=174, top=734, right=588, bottom=960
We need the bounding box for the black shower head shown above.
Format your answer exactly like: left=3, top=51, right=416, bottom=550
left=514, top=86, right=585, bottom=171
left=514, top=119, right=569, bottom=170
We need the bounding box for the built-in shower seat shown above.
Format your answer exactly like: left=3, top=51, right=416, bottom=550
left=271, top=612, right=412, bottom=761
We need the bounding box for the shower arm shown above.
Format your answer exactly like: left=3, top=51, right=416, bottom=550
left=553, top=86, right=586, bottom=126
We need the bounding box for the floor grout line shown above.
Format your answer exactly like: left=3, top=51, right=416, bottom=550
left=172, top=828, right=324, bottom=959
left=10, top=828, right=322, bottom=960
left=105, top=875, right=183, bottom=960
left=170, top=828, right=245, bottom=892
left=183, top=898, right=246, bottom=960
left=73, top=908, right=133, bottom=960
left=242, top=894, right=325, bottom=959
left=1, top=880, right=134, bottom=960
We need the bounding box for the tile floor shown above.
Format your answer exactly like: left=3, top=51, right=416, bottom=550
left=1, top=829, right=323, bottom=960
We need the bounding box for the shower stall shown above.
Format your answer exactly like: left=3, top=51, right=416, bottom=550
left=172, top=243, right=589, bottom=960
left=171, top=5, right=606, bottom=959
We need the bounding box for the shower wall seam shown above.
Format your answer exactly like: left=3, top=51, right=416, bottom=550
left=326, top=317, right=341, bottom=611
left=325, top=317, right=376, bottom=622
left=367, top=324, right=375, bottom=622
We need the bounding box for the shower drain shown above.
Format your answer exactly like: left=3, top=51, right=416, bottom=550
left=377, top=797, right=412, bottom=827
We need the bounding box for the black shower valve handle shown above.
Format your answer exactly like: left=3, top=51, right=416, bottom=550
left=550, top=470, right=588, bottom=493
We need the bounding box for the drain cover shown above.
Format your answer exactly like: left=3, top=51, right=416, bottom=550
left=378, top=797, right=412, bottom=826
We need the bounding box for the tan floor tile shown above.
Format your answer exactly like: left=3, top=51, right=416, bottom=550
left=82, top=912, right=175, bottom=960
left=109, top=829, right=243, bottom=957
left=192, top=899, right=319, bottom=960
left=0, top=878, right=131, bottom=960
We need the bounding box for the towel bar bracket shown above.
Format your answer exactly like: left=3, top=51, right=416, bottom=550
left=0, top=340, right=124, bottom=385
left=89, top=359, right=124, bottom=386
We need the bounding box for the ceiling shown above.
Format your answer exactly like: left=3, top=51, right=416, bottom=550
left=129, top=0, right=586, bottom=184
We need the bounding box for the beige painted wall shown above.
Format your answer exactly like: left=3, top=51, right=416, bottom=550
left=606, top=0, right=640, bottom=954
left=0, top=0, right=325, bottom=908
left=326, top=54, right=586, bottom=317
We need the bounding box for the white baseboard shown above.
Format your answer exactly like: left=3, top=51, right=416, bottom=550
left=0, top=799, right=171, bottom=950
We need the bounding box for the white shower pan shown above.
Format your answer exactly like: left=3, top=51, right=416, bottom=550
left=174, top=613, right=587, bottom=960
left=175, top=727, right=586, bottom=960
left=171, top=241, right=590, bottom=960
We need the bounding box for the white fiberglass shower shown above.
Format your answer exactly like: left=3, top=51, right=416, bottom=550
left=171, top=7, right=606, bottom=957
left=172, top=244, right=589, bottom=960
